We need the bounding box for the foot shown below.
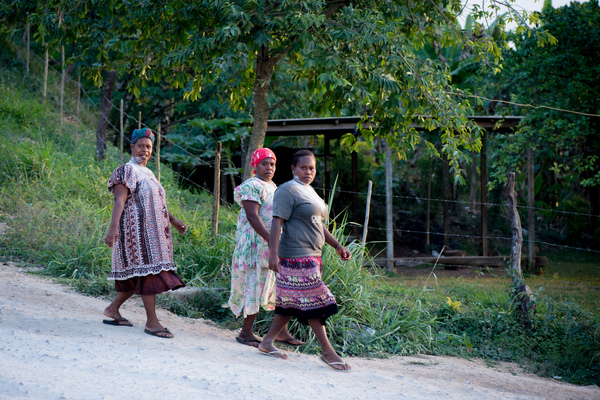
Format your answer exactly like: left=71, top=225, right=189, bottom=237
left=274, top=336, right=305, bottom=347
left=144, top=326, right=174, bottom=339
left=258, top=341, right=288, bottom=360
left=236, top=336, right=262, bottom=348
left=145, top=321, right=174, bottom=338
left=103, top=307, right=124, bottom=322
left=320, top=352, right=351, bottom=371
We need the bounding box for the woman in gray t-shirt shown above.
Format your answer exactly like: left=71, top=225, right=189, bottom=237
left=257, top=150, right=352, bottom=372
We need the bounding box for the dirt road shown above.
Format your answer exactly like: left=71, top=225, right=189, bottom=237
left=1, top=262, right=598, bottom=400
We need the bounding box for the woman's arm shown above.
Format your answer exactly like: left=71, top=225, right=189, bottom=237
left=323, top=224, right=351, bottom=261
left=268, top=217, right=284, bottom=272
left=104, top=184, right=129, bottom=248
left=168, top=212, right=187, bottom=235
left=241, top=200, right=270, bottom=243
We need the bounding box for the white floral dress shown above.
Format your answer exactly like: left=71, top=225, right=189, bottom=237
left=227, top=177, right=277, bottom=318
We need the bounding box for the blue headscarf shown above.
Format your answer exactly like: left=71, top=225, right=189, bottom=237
left=131, top=128, right=155, bottom=144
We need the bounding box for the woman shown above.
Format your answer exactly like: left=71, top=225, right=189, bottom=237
left=258, top=149, right=352, bottom=371
left=227, top=148, right=302, bottom=348
left=103, top=128, right=187, bottom=339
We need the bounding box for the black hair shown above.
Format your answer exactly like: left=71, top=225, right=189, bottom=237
left=292, top=149, right=315, bottom=166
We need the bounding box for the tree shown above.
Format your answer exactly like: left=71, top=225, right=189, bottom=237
left=19, top=1, right=550, bottom=179
left=489, top=0, right=600, bottom=242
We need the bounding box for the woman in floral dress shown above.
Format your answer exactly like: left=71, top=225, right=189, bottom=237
left=227, top=148, right=303, bottom=348
left=103, top=128, right=187, bottom=339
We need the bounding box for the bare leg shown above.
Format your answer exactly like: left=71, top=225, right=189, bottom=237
left=275, top=324, right=305, bottom=345
left=257, top=314, right=292, bottom=359
left=142, top=294, right=173, bottom=338
left=236, top=313, right=261, bottom=347
left=308, top=318, right=350, bottom=371
left=103, top=290, right=134, bottom=322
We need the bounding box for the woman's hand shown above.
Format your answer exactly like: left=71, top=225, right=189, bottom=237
left=104, top=226, right=119, bottom=248
left=169, top=213, right=187, bottom=235
left=336, top=245, right=352, bottom=261
left=268, top=252, right=279, bottom=272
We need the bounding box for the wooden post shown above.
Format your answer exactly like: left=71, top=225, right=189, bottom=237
left=120, top=99, right=124, bottom=165
left=26, top=24, right=30, bottom=74
left=362, top=180, right=373, bottom=244
left=75, top=75, right=81, bottom=138
left=385, top=141, right=394, bottom=272
left=352, top=150, right=359, bottom=237
left=481, top=132, right=488, bottom=256
left=426, top=162, right=432, bottom=246
left=443, top=152, right=450, bottom=247
left=60, top=45, right=65, bottom=124
left=138, top=111, right=141, bottom=129
left=59, top=11, right=64, bottom=124
left=527, top=148, right=536, bottom=273
left=504, top=172, right=523, bottom=286
left=212, top=142, right=222, bottom=243
left=43, top=49, right=48, bottom=100
left=504, top=171, right=534, bottom=329
left=157, top=124, right=161, bottom=182
left=324, top=135, right=330, bottom=201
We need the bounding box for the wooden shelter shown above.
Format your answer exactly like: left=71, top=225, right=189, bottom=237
left=265, top=115, right=528, bottom=267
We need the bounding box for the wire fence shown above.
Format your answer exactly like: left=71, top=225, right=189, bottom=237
left=13, top=43, right=600, bottom=293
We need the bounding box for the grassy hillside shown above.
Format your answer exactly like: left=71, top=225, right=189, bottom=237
left=0, top=43, right=598, bottom=386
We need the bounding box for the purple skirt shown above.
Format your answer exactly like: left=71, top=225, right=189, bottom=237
left=275, top=256, right=338, bottom=325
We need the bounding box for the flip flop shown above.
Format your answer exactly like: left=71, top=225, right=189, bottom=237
left=102, top=318, right=133, bottom=327
left=275, top=338, right=305, bottom=347
left=320, top=356, right=351, bottom=372
left=236, top=337, right=261, bottom=347
left=258, top=348, right=288, bottom=360
left=144, top=327, right=174, bottom=339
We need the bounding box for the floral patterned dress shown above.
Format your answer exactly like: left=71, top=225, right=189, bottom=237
left=227, top=177, right=277, bottom=318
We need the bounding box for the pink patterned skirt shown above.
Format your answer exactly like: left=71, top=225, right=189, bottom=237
left=275, top=256, right=338, bottom=325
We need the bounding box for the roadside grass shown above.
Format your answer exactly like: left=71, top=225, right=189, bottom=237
left=0, top=43, right=598, bottom=386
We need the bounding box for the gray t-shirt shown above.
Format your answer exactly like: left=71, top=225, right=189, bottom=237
left=273, top=179, right=329, bottom=258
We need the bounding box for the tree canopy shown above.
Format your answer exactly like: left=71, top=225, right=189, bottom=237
left=2, top=0, right=552, bottom=179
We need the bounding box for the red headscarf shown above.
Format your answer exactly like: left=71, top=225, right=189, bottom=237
left=250, top=148, right=276, bottom=172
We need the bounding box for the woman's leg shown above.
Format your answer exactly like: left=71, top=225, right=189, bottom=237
left=236, top=313, right=261, bottom=347
left=103, top=290, right=135, bottom=322
left=257, top=314, right=292, bottom=359
left=141, top=294, right=174, bottom=338
left=308, top=318, right=350, bottom=371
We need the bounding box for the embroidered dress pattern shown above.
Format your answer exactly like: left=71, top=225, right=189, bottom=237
left=227, top=177, right=277, bottom=318
left=107, top=160, right=176, bottom=280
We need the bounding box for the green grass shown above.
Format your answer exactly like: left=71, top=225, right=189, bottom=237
left=0, top=41, right=598, bottom=386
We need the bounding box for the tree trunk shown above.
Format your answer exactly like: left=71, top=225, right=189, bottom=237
left=96, top=70, right=117, bottom=160
left=243, top=45, right=280, bottom=181
left=443, top=152, right=451, bottom=247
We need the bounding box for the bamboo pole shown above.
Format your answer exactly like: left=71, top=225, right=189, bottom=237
left=60, top=45, right=64, bottom=124
left=527, top=148, right=536, bottom=273
left=426, top=162, right=432, bottom=246
left=157, top=123, right=161, bottom=182
left=385, top=141, right=394, bottom=273
left=75, top=75, right=81, bottom=138
left=212, top=142, right=222, bottom=243
left=120, top=99, right=124, bottom=165
left=361, top=180, right=373, bottom=244
left=26, top=24, right=30, bottom=74
left=59, top=12, right=64, bottom=124
left=481, top=132, right=489, bottom=256
left=43, top=49, right=48, bottom=100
